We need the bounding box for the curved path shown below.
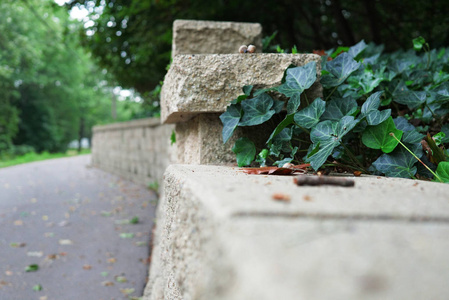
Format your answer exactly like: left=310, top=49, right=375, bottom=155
left=0, top=155, right=157, bottom=300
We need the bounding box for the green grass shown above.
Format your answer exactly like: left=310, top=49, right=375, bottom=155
left=0, top=149, right=91, bottom=169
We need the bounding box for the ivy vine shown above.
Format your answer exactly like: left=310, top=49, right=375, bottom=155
left=220, top=38, right=449, bottom=182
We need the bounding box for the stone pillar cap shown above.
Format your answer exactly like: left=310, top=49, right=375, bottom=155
left=161, top=53, right=322, bottom=124
left=172, top=19, right=262, bottom=57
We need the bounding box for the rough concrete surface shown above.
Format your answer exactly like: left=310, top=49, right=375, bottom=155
left=172, top=20, right=262, bottom=58
left=0, top=155, right=158, bottom=300
left=175, top=113, right=283, bottom=165
left=144, top=164, right=449, bottom=300
left=161, top=53, right=322, bottom=123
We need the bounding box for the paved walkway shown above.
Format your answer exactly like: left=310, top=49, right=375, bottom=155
left=0, top=155, right=157, bottom=300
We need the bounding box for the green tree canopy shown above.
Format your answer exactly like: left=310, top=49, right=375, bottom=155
left=66, top=0, right=449, bottom=94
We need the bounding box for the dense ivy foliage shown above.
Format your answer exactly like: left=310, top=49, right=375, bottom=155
left=221, top=39, right=449, bottom=182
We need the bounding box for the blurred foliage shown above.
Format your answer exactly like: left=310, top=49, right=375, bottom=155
left=66, top=0, right=449, bottom=94
left=0, top=0, right=143, bottom=156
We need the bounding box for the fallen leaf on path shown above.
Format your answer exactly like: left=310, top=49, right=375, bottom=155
left=59, top=239, right=73, bottom=245
left=47, top=254, right=58, bottom=260
left=135, top=241, right=146, bottom=247
left=101, top=211, right=112, bottom=217
left=32, top=284, right=42, bottom=291
left=101, top=271, right=109, bottom=277
left=58, top=221, right=69, bottom=227
left=303, top=195, right=313, bottom=201
left=10, top=242, right=26, bottom=248
left=83, top=265, right=92, bottom=270
left=25, top=264, right=39, bottom=272
left=242, top=164, right=310, bottom=175
left=27, top=251, right=43, bottom=257
left=59, top=252, right=67, bottom=256
left=115, top=275, right=127, bottom=283
left=107, top=258, right=117, bottom=264
left=42, top=215, right=49, bottom=221
left=39, top=297, right=48, bottom=300
left=101, top=281, right=114, bottom=287
left=120, top=288, right=135, bottom=295
left=5, top=271, right=13, bottom=276
left=14, top=220, right=23, bottom=226
left=119, top=233, right=134, bottom=239
left=44, top=232, right=55, bottom=238
left=272, top=193, right=291, bottom=202
left=353, top=171, right=362, bottom=176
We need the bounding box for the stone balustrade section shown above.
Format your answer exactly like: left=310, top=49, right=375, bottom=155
left=92, top=118, right=175, bottom=185
left=161, top=53, right=322, bottom=165
left=172, top=20, right=262, bottom=58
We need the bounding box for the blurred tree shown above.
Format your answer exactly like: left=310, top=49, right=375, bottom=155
left=0, top=0, right=123, bottom=154
left=66, top=0, right=449, bottom=95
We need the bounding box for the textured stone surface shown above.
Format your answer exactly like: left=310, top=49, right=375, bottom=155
left=175, top=113, right=282, bottom=165
left=92, top=118, right=175, bottom=185
left=161, top=53, right=322, bottom=123
left=172, top=19, right=262, bottom=58
left=144, top=164, right=449, bottom=300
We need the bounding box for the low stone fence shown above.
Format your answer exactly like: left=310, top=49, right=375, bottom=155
left=91, top=118, right=175, bottom=186
left=91, top=19, right=449, bottom=300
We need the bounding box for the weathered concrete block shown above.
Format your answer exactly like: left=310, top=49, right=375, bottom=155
left=175, top=113, right=284, bottom=165
left=161, top=53, right=322, bottom=123
left=172, top=20, right=262, bottom=58
left=144, top=165, right=449, bottom=300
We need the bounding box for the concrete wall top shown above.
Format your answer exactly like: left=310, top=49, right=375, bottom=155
left=93, top=118, right=162, bottom=133
left=161, top=53, right=322, bottom=123
left=172, top=19, right=262, bottom=58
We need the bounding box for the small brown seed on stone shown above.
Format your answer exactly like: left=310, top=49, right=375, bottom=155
left=239, top=45, right=248, bottom=53
left=247, top=44, right=256, bottom=53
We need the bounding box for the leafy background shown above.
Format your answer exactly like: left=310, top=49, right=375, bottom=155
left=221, top=39, right=449, bottom=182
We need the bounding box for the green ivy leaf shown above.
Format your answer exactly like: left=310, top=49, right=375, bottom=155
left=435, top=161, right=449, bottom=183
left=256, top=148, right=269, bottom=166
left=219, top=104, right=242, bottom=143
left=232, top=137, right=256, bottom=167
left=441, top=124, right=449, bottom=143
left=393, top=117, right=424, bottom=144
left=372, top=143, right=422, bottom=178
left=242, top=85, right=253, bottom=96
left=393, top=89, right=426, bottom=109
left=361, top=91, right=383, bottom=114
left=321, top=52, right=361, bottom=88
left=348, top=40, right=367, bottom=59
left=266, top=114, right=294, bottom=144
left=359, top=91, right=391, bottom=126
left=293, top=98, right=326, bottom=129
left=307, top=116, right=359, bottom=170
left=321, top=97, right=358, bottom=121
left=358, top=70, right=384, bottom=94
left=230, top=94, right=247, bottom=105
left=433, top=132, right=446, bottom=146
left=365, top=109, right=391, bottom=126
left=239, top=93, right=275, bottom=126
left=362, top=117, right=403, bottom=153
left=277, top=62, right=317, bottom=114
left=413, top=36, right=426, bottom=51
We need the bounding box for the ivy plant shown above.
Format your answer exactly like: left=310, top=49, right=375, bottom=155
left=221, top=38, right=449, bottom=182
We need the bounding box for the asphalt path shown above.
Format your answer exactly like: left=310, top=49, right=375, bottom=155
left=0, top=155, right=158, bottom=300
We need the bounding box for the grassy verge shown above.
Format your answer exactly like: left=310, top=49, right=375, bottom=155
left=0, top=149, right=91, bottom=169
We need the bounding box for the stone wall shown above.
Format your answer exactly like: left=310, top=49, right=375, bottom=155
left=91, top=118, right=175, bottom=186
